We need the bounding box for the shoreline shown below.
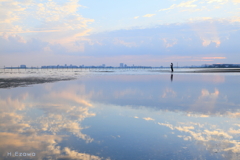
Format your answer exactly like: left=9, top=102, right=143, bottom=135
left=150, top=68, right=240, bottom=73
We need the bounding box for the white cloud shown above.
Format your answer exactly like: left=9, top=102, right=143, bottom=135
left=61, top=147, right=102, bottom=160
left=159, top=4, right=177, bottom=11
left=0, top=1, right=27, bottom=23
left=162, top=38, right=178, bottom=48
left=0, top=132, right=102, bottom=159
left=159, top=0, right=198, bottom=11
left=187, top=113, right=209, bottom=117
left=178, top=0, right=198, bottom=8
left=232, top=0, right=240, bottom=3
left=188, top=88, right=220, bottom=113
left=206, top=0, right=229, bottom=4
left=0, top=0, right=94, bottom=52
left=0, top=93, right=29, bottom=112
left=162, top=88, right=176, bottom=98
left=1, top=16, right=240, bottom=66
left=143, top=14, right=156, bottom=17
left=114, top=88, right=140, bottom=98
left=0, top=83, right=97, bottom=143
left=143, top=117, right=154, bottom=121
left=158, top=123, right=175, bottom=130
left=180, top=7, right=207, bottom=12
left=158, top=121, right=240, bottom=158
left=189, top=19, right=221, bottom=47
left=114, top=38, right=138, bottom=48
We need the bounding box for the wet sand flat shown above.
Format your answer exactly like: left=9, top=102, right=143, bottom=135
left=151, top=68, right=240, bottom=73
left=189, top=68, right=240, bottom=73
left=0, top=77, right=75, bottom=89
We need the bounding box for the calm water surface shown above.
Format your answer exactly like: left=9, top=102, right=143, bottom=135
left=1, top=71, right=240, bottom=160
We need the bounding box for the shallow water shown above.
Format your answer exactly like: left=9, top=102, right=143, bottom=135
left=0, top=71, right=240, bottom=160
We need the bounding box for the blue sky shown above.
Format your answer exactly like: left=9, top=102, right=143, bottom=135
left=0, top=0, right=240, bottom=67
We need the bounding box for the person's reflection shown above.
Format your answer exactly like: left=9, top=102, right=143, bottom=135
left=171, top=74, right=173, bottom=82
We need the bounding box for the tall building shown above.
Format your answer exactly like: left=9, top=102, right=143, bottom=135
left=120, top=63, right=124, bottom=67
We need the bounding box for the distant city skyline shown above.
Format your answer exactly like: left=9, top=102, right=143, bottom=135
left=3, top=63, right=240, bottom=69
left=1, top=0, right=240, bottom=67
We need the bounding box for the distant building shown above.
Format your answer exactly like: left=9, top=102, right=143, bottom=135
left=120, top=63, right=124, bottom=67
left=20, top=65, right=26, bottom=68
left=205, top=64, right=240, bottom=68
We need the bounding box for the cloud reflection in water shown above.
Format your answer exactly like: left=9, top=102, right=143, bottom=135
left=0, top=84, right=100, bottom=159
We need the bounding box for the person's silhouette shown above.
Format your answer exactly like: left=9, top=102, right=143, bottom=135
left=170, top=63, right=174, bottom=72
left=171, top=74, right=173, bottom=82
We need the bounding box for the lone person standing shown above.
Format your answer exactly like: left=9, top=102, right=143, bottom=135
left=170, top=63, right=174, bottom=72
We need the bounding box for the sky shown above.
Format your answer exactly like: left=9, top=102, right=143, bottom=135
left=0, top=0, right=240, bottom=67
